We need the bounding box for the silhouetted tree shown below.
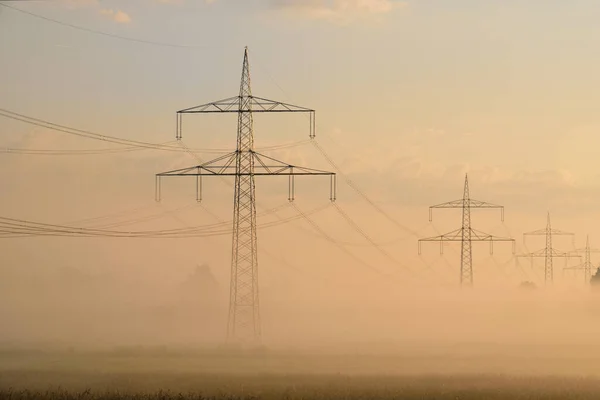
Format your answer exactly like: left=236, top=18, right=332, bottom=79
left=590, top=267, right=600, bottom=286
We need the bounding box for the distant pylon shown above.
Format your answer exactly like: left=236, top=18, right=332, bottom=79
left=564, top=235, right=600, bottom=284
left=517, top=213, right=578, bottom=286
left=418, top=174, right=515, bottom=287
left=155, top=48, right=336, bottom=346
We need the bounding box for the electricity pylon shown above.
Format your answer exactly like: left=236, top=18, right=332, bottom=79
left=517, top=213, right=577, bottom=286
left=564, top=235, right=600, bottom=284
left=155, top=48, right=336, bottom=346
left=418, top=174, right=515, bottom=287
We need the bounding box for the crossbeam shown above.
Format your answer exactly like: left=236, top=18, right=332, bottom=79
left=176, top=97, right=316, bottom=139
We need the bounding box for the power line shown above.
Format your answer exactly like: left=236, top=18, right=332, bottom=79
left=311, top=139, right=419, bottom=237
left=0, top=2, right=208, bottom=49
left=0, top=108, right=192, bottom=152
left=0, top=108, right=311, bottom=155
left=331, top=201, right=415, bottom=277
left=289, top=201, right=394, bottom=279
left=0, top=202, right=328, bottom=239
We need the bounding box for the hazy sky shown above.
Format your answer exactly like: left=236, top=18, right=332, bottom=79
left=1, top=0, right=600, bottom=311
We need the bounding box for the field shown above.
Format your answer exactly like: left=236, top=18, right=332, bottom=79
left=4, top=373, right=600, bottom=399
left=3, top=347, right=600, bottom=399
left=3, top=375, right=600, bottom=399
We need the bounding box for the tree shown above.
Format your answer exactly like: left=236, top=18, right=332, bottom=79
left=590, top=267, right=600, bottom=286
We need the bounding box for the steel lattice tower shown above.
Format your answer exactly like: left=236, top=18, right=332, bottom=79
left=517, top=213, right=577, bottom=286
left=229, top=49, right=260, bottom=342
left=155, top=48, right=336, bottom=345
left=563, top=235, right=598, bottom=284
left=460, top=175, right=473, bottom=285
left=418, top=174, right=515, bottom=287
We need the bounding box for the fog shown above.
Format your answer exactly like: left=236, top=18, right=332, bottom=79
left=2, top=255, right=600, bottom=377
left=0, top=144, right=596, bottom=378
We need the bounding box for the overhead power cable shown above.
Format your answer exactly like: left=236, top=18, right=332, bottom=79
left=66, top=203, right=159, bottom=226
left=0, top=108, right=311, bottom=155
left=0, top=203, right=328, bottom=239
left=0, top=2, right=207, bottom=49
left=289, top=202, right=394, bottom=279
left=311, top=139, right=419, bottom=237
left=89, top=202, right=201, bottom=229
left=0, top=108, right=191, bottom=152
left=331, top=202, right=415, bottom=276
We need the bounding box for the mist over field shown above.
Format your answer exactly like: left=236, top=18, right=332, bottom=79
left=3, top=273, right=600, bottom=397
left=2, top=262, right=600, bottom=373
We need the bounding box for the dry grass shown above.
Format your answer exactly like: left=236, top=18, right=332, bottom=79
left=3, top=350, right=600, bottom=399
left=2, top=374, right=600, bottom=399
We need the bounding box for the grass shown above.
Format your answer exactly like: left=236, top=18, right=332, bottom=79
left=3, top=350, right=600, bottom=399
left=3, top=374, right=600, bottom=399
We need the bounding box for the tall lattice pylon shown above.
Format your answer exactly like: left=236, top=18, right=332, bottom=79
left=517, top=213, right=577, bottom=286
left=418, top=174, right=515, bottom=287
left=563, top=235, right=598, bottom=284
left=155, top=48, right=336, bottom=346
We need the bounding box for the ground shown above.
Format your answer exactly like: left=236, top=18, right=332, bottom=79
left=2, top=346, right=600, bottom=398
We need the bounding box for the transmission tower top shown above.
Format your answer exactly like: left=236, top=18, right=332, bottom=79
left=174, top=47, right=317, bottom=141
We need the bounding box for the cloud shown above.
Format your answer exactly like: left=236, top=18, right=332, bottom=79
left=100, top=8, right=132, bottom=24
left=270, top=0, right=407, bottom=23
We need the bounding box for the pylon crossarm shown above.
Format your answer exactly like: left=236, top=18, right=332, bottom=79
left=430, top=199, right=465, bottom=209
left=176, top=96, right=317, bottom=140
left=157, top=152, right=237, bottom=176
left=468, top=228, right=515, bottom=254
left=178, top=97, right=240, bottom=113
left=516, top=246, right=547, bottom=258
left=156, top=152, right=335, bottom=177
left=469, top=228, right=513, bottom=242
left=178, top=96, right=314, bottom=114
left=429, top=199, right=504, bottom=221
left=549, top=248, right=570, bottom=257
left=251, top=96, right=314, bottom=112
left=569, top=248, right=600, bottom=255
left=418, top=228, right=514, bottom=255
left=524, top=228, right=574, bottom=236
left=468, top=199, right=503, bottom=209
left=253, top=152, right=334, bottom=174
left=156, top=151, right=336, bottom=203
left=419, top=228, right=463, bottom=242
left=517, top=248, right=576, bottom=258
left=160, top=169, right=334, bottom=177
left=418, top=228, right=462, bottom=255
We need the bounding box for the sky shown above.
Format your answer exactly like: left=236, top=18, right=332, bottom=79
left=2, top=0, right=600, bottom=347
